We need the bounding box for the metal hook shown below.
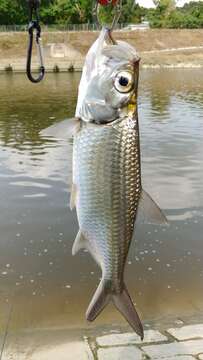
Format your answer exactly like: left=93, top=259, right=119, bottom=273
left=26, top=0, right=45, bottom=83
left=93, top=0, right=122, bottom=31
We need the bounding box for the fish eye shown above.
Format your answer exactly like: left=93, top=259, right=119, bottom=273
left=114, top=71, right=134, bottom=93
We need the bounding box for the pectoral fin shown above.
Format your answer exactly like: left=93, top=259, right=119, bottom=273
left=72, top=230, right=87, bottom=255
left=40, top=118, right=80, bottom=140
left=137, top=190, right=168, bottom=225
left=70, top=183, right=77, bottom=210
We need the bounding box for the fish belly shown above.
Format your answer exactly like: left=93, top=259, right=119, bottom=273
left=73, top=117, right=141, bottom=293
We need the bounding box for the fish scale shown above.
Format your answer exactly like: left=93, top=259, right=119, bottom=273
left=73, top=115, right=141, bottom=292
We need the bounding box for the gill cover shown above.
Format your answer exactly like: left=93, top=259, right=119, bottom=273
left=75, top=28, right=140, bottom=124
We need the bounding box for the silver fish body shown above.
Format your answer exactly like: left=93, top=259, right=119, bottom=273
left=70, top=29, right=168, bottom=339
left=41, top=28, right=167, bottom=340
left=72, top=112, right=146, bottom=338
left=73, top=116, right=141, bottom=291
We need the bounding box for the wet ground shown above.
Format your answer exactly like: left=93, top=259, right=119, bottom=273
left=0, top=70, right=203, bottom=346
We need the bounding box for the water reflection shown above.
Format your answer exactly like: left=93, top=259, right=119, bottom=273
left=0, top=70, right=203, bottom=335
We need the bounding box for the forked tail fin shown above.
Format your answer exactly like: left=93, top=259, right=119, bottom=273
left=86, top=280, right=144, bottom=340
left=113, top=285, right=144, bottom=340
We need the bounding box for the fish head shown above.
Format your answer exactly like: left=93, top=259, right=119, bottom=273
left=75, top=28, right=140, bottom=124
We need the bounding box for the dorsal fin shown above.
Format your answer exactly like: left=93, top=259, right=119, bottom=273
left=137, top=190, right=168, bottom=225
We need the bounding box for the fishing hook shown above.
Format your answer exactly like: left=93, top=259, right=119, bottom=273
left=93, top=0, right=122, bottom=31
left=26, top=0, right=45, bottom=83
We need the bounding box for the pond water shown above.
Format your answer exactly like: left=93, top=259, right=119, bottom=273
left=0, top=70, right=203, bottom=337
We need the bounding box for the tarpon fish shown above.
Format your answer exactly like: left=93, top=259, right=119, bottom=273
left=42, top=28, right=167, bottom=339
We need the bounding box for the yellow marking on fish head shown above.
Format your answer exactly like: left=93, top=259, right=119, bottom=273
left=127, top=94, right=137, bottom=116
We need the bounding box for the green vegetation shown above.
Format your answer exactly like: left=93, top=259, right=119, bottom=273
left=0, top=0, right=144, bottom=25
left=98, top=1, right=146, bottom=24
left=148, top=0, right=203, bottom=28
left=0, top=0, right=202, bottom=28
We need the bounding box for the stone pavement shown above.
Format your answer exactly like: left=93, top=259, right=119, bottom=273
left=84, top=323, right=203, bottom=360
left=2, top=322, right=203, bottom=359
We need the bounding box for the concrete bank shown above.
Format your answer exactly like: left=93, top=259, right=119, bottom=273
left=0, top=29, right=203, bottom=72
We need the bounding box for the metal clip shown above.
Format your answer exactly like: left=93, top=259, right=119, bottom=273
left=93, top=0, right=122, bottom=31
left=26, top=0, right=45, bottom=83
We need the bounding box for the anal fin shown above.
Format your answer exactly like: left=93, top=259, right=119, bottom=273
left=72, top=230, right=87, bottom=255
left=137, top=190, right=168, bottom=225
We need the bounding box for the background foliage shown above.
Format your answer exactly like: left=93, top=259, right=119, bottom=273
left=0, top=0, right=202, bottom=28
left=149, top=0, right=203, bottom=28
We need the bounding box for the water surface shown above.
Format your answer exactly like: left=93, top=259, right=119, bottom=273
left=0, top=70, right=203, bottom=336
